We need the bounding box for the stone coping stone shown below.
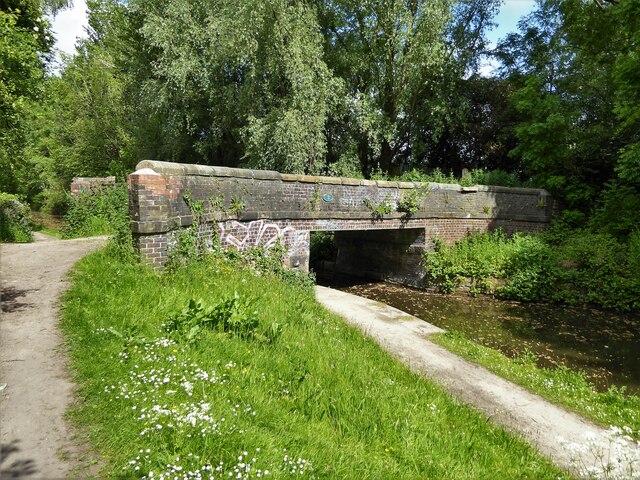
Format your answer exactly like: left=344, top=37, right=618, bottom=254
left=72, top=176, right=117, bottom=182
left=134, top=160, right=549, bottom=197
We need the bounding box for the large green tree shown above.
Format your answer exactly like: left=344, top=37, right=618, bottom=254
left=97, top=0, right=337, bottom=174
left=317, top=0, right=500, bottom=176
left=0, top=0, right=57, bottom=192
left=496, top=0, right=634, bottom=207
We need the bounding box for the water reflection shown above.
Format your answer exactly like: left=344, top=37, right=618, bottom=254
left=335, top=280, right=640, bottom=394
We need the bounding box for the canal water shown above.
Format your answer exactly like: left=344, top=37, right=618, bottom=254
left=333, top=280, right=640, bottom=395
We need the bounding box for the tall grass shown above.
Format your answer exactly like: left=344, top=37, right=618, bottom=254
left=61, top=251, right=567, bottom=479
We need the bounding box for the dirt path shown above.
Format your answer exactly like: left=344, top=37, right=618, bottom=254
left=316, top=285, right=640, bottom=479
left=1, top=234, right=107, bottom=479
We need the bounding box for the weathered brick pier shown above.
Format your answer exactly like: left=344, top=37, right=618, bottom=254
left=128, top=160, right=552, bottom=285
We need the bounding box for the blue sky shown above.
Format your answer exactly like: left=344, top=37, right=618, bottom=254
left=487, top=0, right=536, bottom=46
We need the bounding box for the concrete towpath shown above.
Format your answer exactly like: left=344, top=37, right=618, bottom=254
left=316, top=285, right=640, bottom=479
left=1, top=233, right=107, bottom=479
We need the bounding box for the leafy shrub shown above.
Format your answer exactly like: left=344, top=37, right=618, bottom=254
left=0, top=193, right=33, bottom=242
left=310, top=231, right=337, bottom=262
left=589, top=183, right=640, bottom=239
left=554, top=233, right=639, bottom=310
left=424, top=230, right=518, bottom=294
left=42, top=186, right=71, bottom=216
left=243, top=243, right=316, bottom=290
left=63, top=183, right=129, bottom=238
left=396, top=187, right=429, bottom=221
left=424, top=228, right=640, bottom=311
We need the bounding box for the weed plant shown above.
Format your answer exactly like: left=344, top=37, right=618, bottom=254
left=397, top=168, right=530, bottom=188
left=0, top=193, right=34, bottom=242
left=61, top=251, right=568, bottom=479
left=433, top=331, right=640, bottom=440
left=63, top=183, right=129, bottom=239
left=424, top=228, right=640, bottom=311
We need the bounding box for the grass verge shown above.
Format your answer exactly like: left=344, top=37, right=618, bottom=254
left=39, top=227, right=65, bottom=238
left=432, top=330, right=640, bottom=438
left=31, top=211, right=65, bottom=238
left=61, top=250, right=568, bottom=479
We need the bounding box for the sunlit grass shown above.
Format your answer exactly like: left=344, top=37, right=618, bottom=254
left=61, top=250, right=569, bottom=479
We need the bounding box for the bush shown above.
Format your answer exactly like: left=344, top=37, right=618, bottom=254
left=63, top=183, right=129, bottom=238
left=424, top=230, right=519, bottom=294
left=42, top=186, right=72, bottom=216
left=589, top=183, right=640, bottom=239
left=470, top=169, right=527, bottom=188
left=397, top=168, right=531, bottom=188
left=424, top=228, right=640, bottom=311
left=0, top=193, right=33, bottom=242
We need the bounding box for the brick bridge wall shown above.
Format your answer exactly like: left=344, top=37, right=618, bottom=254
left=70, top=176, right=116, bottom=196
left=128, top=160, right=553, bottom=285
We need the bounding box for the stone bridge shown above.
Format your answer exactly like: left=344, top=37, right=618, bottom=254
left=128, top=161, right=553, bottom=285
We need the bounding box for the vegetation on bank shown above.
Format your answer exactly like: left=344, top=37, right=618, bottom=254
left=433, top=330, right=640, bottom=440
left=423, top=226, right=640, bottom=312
left=0, top=193, right=33, bottom=242
left=61, top=248, right=568, bottom=479
left=61, top=182, right=130, bottom=239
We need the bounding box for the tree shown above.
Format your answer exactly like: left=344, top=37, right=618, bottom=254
left=496, top=0, right=625, bottom=207
left=92, top=0, right=337, bottom=174
left=317, top=0, right=500, bottom=176
left=612, top=0, right=640, bottom=184
left=0, top=1, right=52, bottom=192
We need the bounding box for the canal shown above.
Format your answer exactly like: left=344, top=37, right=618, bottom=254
left=331, top=280, right=640, bottom=395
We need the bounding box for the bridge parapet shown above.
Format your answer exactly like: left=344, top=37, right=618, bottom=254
left=128, top=160, right=553, bottom=275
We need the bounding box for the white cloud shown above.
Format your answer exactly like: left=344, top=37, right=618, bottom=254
left=48, top=0, right=89, bottom=56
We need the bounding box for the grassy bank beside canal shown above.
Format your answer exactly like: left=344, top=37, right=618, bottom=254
left=61, top=249, right=567, bottom=479
left=433, top=331, right=640, bottom=439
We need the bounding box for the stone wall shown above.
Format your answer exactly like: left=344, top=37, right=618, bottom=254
left=70, top=176, right=117, bottom=196
left=128, top=160, right=553, bottom=278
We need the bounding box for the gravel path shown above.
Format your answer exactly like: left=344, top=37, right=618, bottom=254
left=1, top=234, right=107, bottom=479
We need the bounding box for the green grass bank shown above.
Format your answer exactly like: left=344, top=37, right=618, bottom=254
left=61, top=250, right=568, bottom=479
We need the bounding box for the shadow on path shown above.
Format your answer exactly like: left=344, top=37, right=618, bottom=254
left=1, top=287, right=36, bottom=314
left=0, top=440, right=39, bottom=479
